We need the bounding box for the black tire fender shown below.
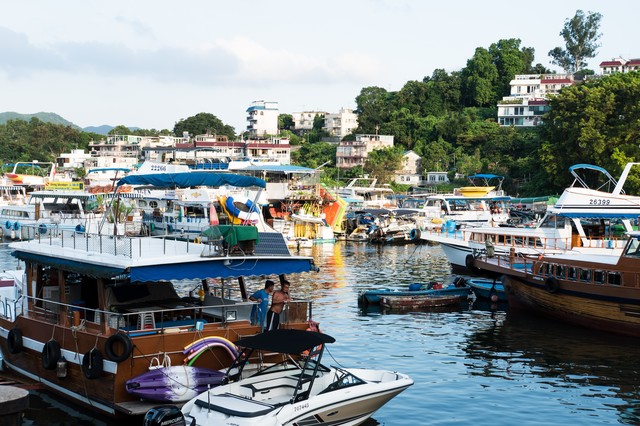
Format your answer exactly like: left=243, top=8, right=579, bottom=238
left=7, top=328, right=23, bottom=354
left=545, top=276, right=560, bottom=293
left=465, top=254, right=476, bottom=270
left=42, top=340, right=61, bottom=370
left=105, top=333, right=133, bottom=363
left=82, top=348, right=104, bottom=379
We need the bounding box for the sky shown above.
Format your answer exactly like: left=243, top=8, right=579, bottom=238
left=0, top=1, right=637, bottom=134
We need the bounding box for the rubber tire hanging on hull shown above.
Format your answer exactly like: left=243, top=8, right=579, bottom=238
left=82, top=348, right=104, bottom=379
left=7, top=328, right=23, bottom=354
left=105, top=333, right=133, bottom=363
left=465, top=254, right=479, bottom=273
left=42, top=340, right=61, bottom=370
left=545, top=276, right=560, bottom=293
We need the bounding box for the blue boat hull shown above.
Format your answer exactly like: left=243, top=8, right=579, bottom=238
left=467, top=279, right=507, bottom=302
left=359, top=285, right=471, bottom=305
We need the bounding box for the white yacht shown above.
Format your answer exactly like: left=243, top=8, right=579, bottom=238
left=420, top=163, right=640, bottom=270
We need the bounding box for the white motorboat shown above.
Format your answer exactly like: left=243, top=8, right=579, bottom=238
left=419, top=162, right=640, bottom=271
left=147, top=329, right=413, bottom=426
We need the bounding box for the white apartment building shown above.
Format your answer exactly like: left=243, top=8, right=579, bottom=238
left=56, top=149, right=92, bottom=170
left=246, top=100, right=279, bottom=137
left=336, top=134, right=394, bottom=169
left=497, top=74, right=574, bottom=127
left=291, top=111, right=327, bottom=133
left=323, top=108, right=358, bottom=139
left=600, top=57, right=640, bottom=75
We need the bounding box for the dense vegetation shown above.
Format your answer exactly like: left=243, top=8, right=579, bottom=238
left=1, top=10, right=638, bottom=196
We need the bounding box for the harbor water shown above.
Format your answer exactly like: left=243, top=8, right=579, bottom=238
left=2, top=241, right=640, bottom=425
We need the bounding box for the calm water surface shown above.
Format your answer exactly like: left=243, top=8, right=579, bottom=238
left=2, top=242, right=640, bottom=425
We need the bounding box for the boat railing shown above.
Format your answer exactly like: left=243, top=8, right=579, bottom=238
left=16, top=226, right=206, bottom=258
left=420, top=225, right=627, bottom=251
left=21, top=294, right=236, bottom=334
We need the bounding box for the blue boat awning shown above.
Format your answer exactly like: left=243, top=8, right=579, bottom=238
left=117, top=172, right=266, bottom=189
left=129, top=257, right=316, bottom=282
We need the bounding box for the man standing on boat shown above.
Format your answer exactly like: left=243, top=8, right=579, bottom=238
left=250, top=280, right=275, bottom=330
left=266, top=280, right=291, bottom=331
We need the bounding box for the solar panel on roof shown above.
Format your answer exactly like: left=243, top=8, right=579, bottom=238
left=254, top=232, right=292, bottom=256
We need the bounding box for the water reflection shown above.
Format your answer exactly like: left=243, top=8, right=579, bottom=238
left=465, top=310, right=640, bottom=423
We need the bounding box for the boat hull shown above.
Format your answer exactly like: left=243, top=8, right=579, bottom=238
left=381, top=294, right=468, bottom=310
left=467, top=279, right=507, bottom=302
left=502, top=275, right=640, bottom=337
left=359, top=286, right=470, bottom=305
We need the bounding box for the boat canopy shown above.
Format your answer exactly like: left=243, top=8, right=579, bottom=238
left=234, top=329, right=335, bottom=354
left=116, top=172, right=266, bottom=189
left=12, top=250, right=316, bottom=281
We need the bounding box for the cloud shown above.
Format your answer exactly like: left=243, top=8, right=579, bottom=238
left=0, top=26, right=380, bottom=88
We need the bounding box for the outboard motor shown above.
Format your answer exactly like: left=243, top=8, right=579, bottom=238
left=143, top=406, right=186, bottom=426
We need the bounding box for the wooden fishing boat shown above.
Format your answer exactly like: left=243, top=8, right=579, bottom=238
left=0, top=172, right=318, bottom=418
left=473, top=231, right=640, bottom=337
left=380, top=293, right=468, bottom=310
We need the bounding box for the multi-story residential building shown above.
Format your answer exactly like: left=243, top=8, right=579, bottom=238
left=599, top=57, right=640, bottom=74
left=497, top=74, right=574, bottom=127
left=246, top=100, right=279, bottom=137
left=143, top=134, right=291, bottom=166
left=323, top=108, right=358, bottom=139
left=56, top=149, right=92, bottom=171
left=336, top=134, right=394, bottom=169
left=291, top=111, right=327, bottom=133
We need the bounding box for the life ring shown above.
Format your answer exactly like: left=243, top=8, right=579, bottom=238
left=7, top=328, right=23, bottom=354
left=38, top=223, right=47, bottom=234
left=5, top=221, right=11, bottom=230
left=225, top=196, right=259, bottom=223
left=13, top=221, right=20, bottom=231
left=410, top=228, right=421, bottom=240
left=42, top=340, right=61, bottom=370
left=545, top=276, right=560, bottom=294
left=104, top=333, right=133, bottom=363
left=82, top=348, right=104, bottom=379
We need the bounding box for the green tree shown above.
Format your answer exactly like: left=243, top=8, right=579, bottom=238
left=548, top=10, right=603, bottom=73
left=173, top=113, right=236, bottom=139
left=363, top=146, right=403, bottom=184
left=108, top=125, right=131, bottom=135
left=278, top=114, right=294, bottom=132
left=461, top=47, right=499, bottom=107
left=291, top=142, right=336, bottom=169
left=539, top=71, right=640, bottom=193
left=355, top=86, right=394, bottom=133
left=489, top=39, right=536, bottom=98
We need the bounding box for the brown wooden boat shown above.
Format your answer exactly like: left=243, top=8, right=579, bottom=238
left=0, top=226, right=317, bottom=418
left=472, top=231, right=640, bottom=337
left=380, top=293, right=468, bottom=310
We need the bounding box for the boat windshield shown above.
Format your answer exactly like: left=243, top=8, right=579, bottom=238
left=320, top=367, right=365, bottom=394
left=624, top=236, right=640, bottom=257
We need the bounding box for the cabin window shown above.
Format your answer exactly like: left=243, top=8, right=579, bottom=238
left=555, top=265, right=565, bottom=279
left=568, top=267, right=578, bottom=281
left=594, top=270, right=605, bottom=284
left=608, top=272, right=622, bottom=286
left=624, top=237, right=640, bottom=257
left=579, top=269, right=592, bottom=283
left=149, top=201, right=158, bottom=209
